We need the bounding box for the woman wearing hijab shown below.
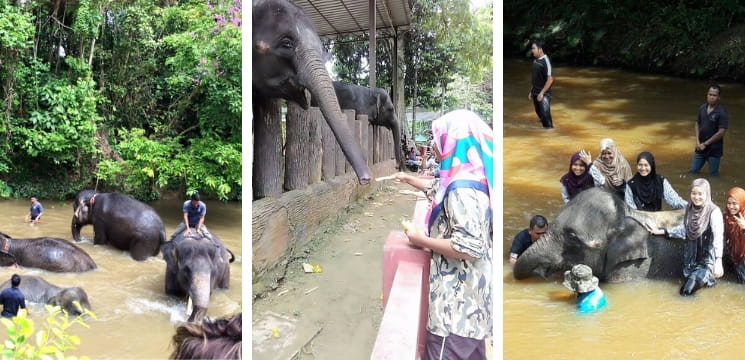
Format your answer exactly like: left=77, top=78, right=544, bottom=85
left=724, top=187, right=745, bottom=284
left=394, top=109, right=492, bottom=360
left=589, top=138, right=633, bottom=199
left=560, top=150, right=594, bottom=204
left=654, top=179, right=724, bottom=296
left=624, top=152, right=687, bottom=211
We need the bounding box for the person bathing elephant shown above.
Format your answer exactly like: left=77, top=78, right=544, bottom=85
left=513, top=187, right=687, bottom=283
left=0, top=275, right=91, bottom=316
left=162, top=230, right=233, bottom=324
left=311, top=82, right=405, bottom=170
left=253, top=0, right=371, bottom=185
left=0, top=232, right=96, bottom=272
left=71, top=190, right=165, bottom=261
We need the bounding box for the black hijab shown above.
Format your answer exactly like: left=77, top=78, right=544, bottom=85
left=627, top=152, right=665, bottom=211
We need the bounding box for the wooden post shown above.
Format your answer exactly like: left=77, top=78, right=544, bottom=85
left=368, top=122, right=374, bottom=165
left=308, top=108, right=323, bottom=184
left=320, top=112, right=337, bottom=180
left=252, top=98, right=283, bottom=199
left=344, top=109, right=355, bottom=174
left=373, top=126, right=380, bottom=164
left=357, top=114, right=368, bottom=167
left=284, top=102, right=310, bottom=191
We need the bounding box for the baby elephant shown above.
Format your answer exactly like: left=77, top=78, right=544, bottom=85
left=0, top=275, right=91, bottom=316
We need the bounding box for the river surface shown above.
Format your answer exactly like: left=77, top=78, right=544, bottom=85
left=0, top=197, right=242, bottom=359
left=503, top=58, right=745, bottom=358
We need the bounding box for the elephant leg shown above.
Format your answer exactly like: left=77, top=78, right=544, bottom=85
left=129, top=241, right=150, bottom=261
left=93, top=223, right=107, bottom=245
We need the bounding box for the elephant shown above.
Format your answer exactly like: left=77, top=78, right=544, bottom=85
left=71, top=190, right=165, bottom=261
left=311, top=81, right=405, bottom=169
left=0, top=232, right=96, bottom=272
left=252, top=0, right=371, bottom=185
left=513, top=187, right=686, bottom=283
left=162, top=230, right=233, bottom=323
left=0, top=275, right=91, bottom=316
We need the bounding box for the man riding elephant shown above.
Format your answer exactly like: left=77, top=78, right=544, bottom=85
left=171, top=193, right=211, bottom=240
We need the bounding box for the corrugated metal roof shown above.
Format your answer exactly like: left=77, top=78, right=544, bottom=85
left=293, top=0, right=412, bottom=37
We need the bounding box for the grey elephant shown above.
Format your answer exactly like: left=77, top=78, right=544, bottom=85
left=252, top=0, right=371, bottom=185
left=162, top=230, right=233, bottom=323
left=0, top=275, right=91, bottom=316
left=513, top=187, right=686, bottom=282
left=311, top=82, right=405, bottom=169
left=0, top=232, right=96, bottom=272
left=72, top=190, right=165, bottom=261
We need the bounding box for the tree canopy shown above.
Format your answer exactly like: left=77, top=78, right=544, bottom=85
left=0, top=0, right=241, bottom=201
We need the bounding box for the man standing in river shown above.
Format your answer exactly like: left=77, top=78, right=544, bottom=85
left=528, top=40, right=554, bottom=129
left=690, top=85, right=728, bottom=176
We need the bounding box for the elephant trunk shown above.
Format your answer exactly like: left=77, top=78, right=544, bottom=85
left=295, top=34, right=371, bottom=185
left=71, top=216, right=81, bottom=241
left=391, top=115, right=404, bottom=169
left=513, top=234, right=564, bottom=280
left=187, top=272, right=211, bottom=324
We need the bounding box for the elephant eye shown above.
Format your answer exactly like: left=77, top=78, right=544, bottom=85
left=280, top=37, right=294, bottom=49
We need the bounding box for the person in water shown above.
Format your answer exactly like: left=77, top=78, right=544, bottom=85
left=509, top=215, right=548, bottom=265
left=589, top=138, right=633, bottom=199
left=624, top=152, right=687, bottom=211
left=560, top=150, right=594, bottom=204
left=563, top=264, right=606, bottom=313
left=724, top=187, right=745, bottom=284
left=651, top=178, right=723, bottom=296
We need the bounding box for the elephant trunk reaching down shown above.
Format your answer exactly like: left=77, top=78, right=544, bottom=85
left=512, top=232, right=567, bottom=280
left=187, top=272, right=211, bottom=323
left=295, top=42, right=371, bottom=184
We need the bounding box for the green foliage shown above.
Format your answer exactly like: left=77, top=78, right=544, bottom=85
left=0, top=303, right=97, bottom=360
left=0, top=0, right=242, bottom=201
left=504, top=0, right=745, bottom=80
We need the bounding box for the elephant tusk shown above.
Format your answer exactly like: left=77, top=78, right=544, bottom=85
left=186, top=296, right=192, bottom=315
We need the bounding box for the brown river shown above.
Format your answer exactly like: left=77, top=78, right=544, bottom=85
left=0, top=197, right=242, bottom=359
left=502, top=58, right=745, bottom=358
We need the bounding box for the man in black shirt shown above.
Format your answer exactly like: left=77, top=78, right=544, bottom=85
left=509, top=215, right=548, bottom=265
left=528, top=40, right=554, bottom=129
left=689, top=84, right=728, bottom=176
left=0, top=274, right=26, bottom=318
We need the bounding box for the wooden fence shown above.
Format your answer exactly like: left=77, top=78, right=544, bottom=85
left=253, top=99, right=395, bottom=199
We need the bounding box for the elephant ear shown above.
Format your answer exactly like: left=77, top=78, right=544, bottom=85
left=605, top=217, right=650, bottom=278
left=0, top=251, right=17, bottom=267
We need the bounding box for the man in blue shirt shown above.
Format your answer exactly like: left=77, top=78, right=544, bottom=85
left=689, top=84, right=728, bottom=176
left=27, top=195, right=44, bottom=224
left=0, top=274, right=26, bottom=318
left=171, top=193, right=211, bottom=240
left=563, top=264, right=607, bottom=313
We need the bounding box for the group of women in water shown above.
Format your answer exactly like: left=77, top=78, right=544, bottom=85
left=558, top=138, right=745, bottom=295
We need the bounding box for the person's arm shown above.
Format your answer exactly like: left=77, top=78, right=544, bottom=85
left=508, top=232, right=525, bottom=265
left=588, top=164, right=606, bottom=187
left=662, top=178, right=688, bottom=210
left=711, top=208, right=725, bottom=277
left=405, top=188, right=489, bottom=262
left=183, top=212, right=191, bottom=233
left=701, top=128, right=726, bottom=150
left=394, top=172, right=431, bottom=192
left=537, top=76, right=553, bottom=102
left=624, top=184, right=638, bottom=209
left=560, top=184, right=570, bottom=204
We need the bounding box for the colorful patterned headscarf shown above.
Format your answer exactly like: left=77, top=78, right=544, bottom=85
left=426, top=110, right=494, bottom=232
left=724, top=187, right=745, bottom=264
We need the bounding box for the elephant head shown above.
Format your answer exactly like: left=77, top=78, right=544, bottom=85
left=252, top=0, right=371, bottom=185
left=71, top=190, right=97, bottom=241
left=49, top=287, right=91, bottom=317
left=513, top=188, right=684, bottom=282
left=163, top=232, right=230, bottom=324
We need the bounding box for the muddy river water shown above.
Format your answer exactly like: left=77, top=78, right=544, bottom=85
left=502, top=58, right=745, bottom=358
left=0, top=197, right=242, bottom=359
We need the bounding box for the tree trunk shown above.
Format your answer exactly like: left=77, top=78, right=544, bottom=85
left=308, top=108, right=322, bottom=184
left=253, top=98, right=283, bottom=199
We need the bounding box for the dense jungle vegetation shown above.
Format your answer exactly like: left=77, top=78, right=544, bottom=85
left=505, top=0, right=745, bottom=81
left=0, top=0, right=241, bottom=201
left=325, top=0, right=493, bottom=133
